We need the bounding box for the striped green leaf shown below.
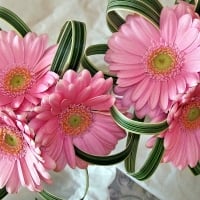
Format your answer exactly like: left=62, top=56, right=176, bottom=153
left=106, top=0, right=162, bottom=32
left=124, top=133, right=140, bottom=173
left=81, top=44, right=117, bottom=82
left=39, top=190, right=63, bottom=200
left=0, top=6, right=31, bottom=36
left=128, top=138, right=164, bottom=180
left=110, top=106, right=168, bottom=134
left=51, top=21, right=86, bottom=76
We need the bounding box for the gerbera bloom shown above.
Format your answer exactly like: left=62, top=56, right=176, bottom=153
left=162, top=84, right=200, bottom=169
left=0, top=31, right=58, bottom=114
left=29, top=69, right=126, bottom=171
left=105, top=6, right=200, bottom=118
left=0, top=107, right=52, bottom=193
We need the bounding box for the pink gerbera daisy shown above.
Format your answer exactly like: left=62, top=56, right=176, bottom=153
left=105, top=6, right=200, bottom=118
left=0, top=107, right=52, bottom=193
left=29, top=69, right=126, bottom=171
left=162, top=84, right=200, bottom=169
left=0, top=31, right=58, bottom=113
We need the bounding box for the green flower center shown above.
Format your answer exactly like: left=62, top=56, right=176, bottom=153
left=4, top=67, right=32, bottom=96
left=153, top=53, right=173, bottom=73
left=60, top=104, right=93, bottom=136
left=181, top=101, right=200, bottom=130
left=187, top=107, right=200, bottom=121
left=0, top=126, right=24, bottom=156
left=5, top=133, right=18, bottom=146
left=146, top=46, right=182, bottom=80
left=10, top=74, right=26, bottom=89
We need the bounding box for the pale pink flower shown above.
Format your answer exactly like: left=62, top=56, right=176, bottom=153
left=0, top=107, right=53, bottom=193
left=29, top=69, right=126, bottom=171
left=162, top=84, right=200, bottom=169
left=105, top=7, right=200, bottom=118
left=0, top=31, right=58, bottom=114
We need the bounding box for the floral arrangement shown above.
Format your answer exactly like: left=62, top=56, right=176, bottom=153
left=0, top=0, right=199, bottom=199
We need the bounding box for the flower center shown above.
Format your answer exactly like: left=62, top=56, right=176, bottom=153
left=0, top=126, right=25, bottom=158
left=145, top=45, right=183, bottom=80
left=181, top=101, right=200, bottom=130
left=3, top=67, right=33, bottom=96
left=59, top=104, right=93, bottom=136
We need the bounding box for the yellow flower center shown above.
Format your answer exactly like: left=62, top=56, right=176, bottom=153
left=181, top=101, right=200, bottom=130
left=3, top=67, right=32, bottom=96
left=0, top=126, right=25, bottom=157
left=145, top=46, right=182, bottom=80
left=59, top=104, right=93, bottom=136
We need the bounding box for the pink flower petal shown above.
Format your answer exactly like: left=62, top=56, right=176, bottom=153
left=127, top=15, right=152, bottom=47
left=168, top=78, right=177, bottom=100
left=85, top=95, right=114, bottom=110
left=0, top=40, right=14, bottom=64
left=0, top=159, right=14, bottom=188
left=6, top=162, right=20, bottom=193
left=160, top=8, right=177, bottom=43
left=175, top=75, right=186, bottom=93
left=82, top=133, right=107, bottom=155
left=184, top=59, right=200, bottom=72
left=108, top=32, right=145, bottom=56
left=131, top=78, right=150, bottom=102
left=54, top=148, right=68, bottom=171
left=64, top=136, right=76, bottom=168
left=135, top=80, right=155, bottom=110
left=10, top=96, right=25, bottom=109
left=149, top=80, right=161, bottom=109
left=176, top=28, right=199, bottom=51
left=186, top=133, right=199, bottom=167
left=183, top=72, right=199, bottom=87
left=160, top=82, right=169, bottom=111
left=176, top=14, right=192, bottom=37
left=25, top=36, right=45, bottom=68
left=105, top=49, right=142, bottom=64
left=25, top=150, right=41, bottom=185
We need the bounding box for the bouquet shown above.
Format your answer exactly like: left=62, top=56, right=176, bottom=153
left=0, top=0, right=199, bottom=199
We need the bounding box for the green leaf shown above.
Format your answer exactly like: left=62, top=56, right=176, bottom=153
left=189, top=162, right=200, bottom=176
left=39, top=190, right=63, bottom=200
left=0, top=6, right=31, bottom=36
left=51, top=20, right=86, bottom=76
left=75, top=133, right=134, bottom=165
left=80, top=169, right=89, bottom=200
left=124, top=133, right=140, bottom=173
left=81, top=44, right=117, bottom=82
left=110, top=106, right=168, bottom=134
left=106, top=0, right=162, bottom=32
left=0, top=187, right=8, bottom=199
left=128, top=138, right=164, bottom=180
